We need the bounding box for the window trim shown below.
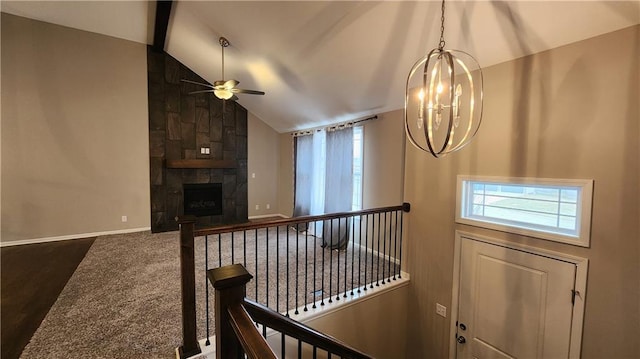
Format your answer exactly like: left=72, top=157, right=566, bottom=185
left=455, top=175, right=593, bottom=247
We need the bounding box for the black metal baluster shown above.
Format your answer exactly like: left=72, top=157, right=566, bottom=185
left=231, top=231, right=234, bottom=264
left=350, top=216, right=355, bottom=296
left=382, top=212, right=387, bottom=284
left=281, top=333, right=286, bottom=357
left=298, top=339, right=302, bottom=358
left=376, top=212, right=381, bottom=286
left=255, top=228, right=259, bottom=300
left=358, top=214, right=363, bottom=293
left=243, top=230, right=247, bottom=267
left=363, top=214, right=369, bottom=291
left=205, top=235, right=210, bottom=345
left=388, top=211, right=393, bottom=281
left=266, top=227, right=269, bottom=308
left=313, top=221, right=317, bottom=309
left=370, top=214, right=375, bottom=289
left=343, top=217, right=349, bottom=298
left=295, top=227, right=299, bottom=315
left=276, top=226, right=280, bottom=313
left=286, top=227, right=290, bottom=316
left=321, top=220, right=325, bottom=306
left=336, top=219, right=340, bottom=301
left=262, top=324, right=267, bottom=338
left=329, top=219, right=333, bottom=303
left=218, top=233, right=222, bottom=267
left=399, top=209, right=404, bottom=279
left=304, top=223, right=309, bottom=312
left=313, top=346, right=317, bottom=359
left=393, top=210, right=399, bottom=280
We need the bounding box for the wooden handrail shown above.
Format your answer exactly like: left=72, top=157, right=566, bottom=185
left=242, top=298, right=372, bottom=359
left=194, top=202, right=411, bottom=237
left=227, top=304, right=277, bottom=359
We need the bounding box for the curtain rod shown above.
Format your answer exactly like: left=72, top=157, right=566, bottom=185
left=291, top=115, right=378, bottom=137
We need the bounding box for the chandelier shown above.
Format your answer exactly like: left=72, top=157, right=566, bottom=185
left=404, top=0, right=483, bottom=158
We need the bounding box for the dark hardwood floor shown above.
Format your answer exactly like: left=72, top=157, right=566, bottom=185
left=1, top=237, right=95, bottom=359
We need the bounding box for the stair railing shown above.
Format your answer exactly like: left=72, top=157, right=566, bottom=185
left=176, top=203, right=410, bottom=358
left=209, top=263, right=372, bottom=359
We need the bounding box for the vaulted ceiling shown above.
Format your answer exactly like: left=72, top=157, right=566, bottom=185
left=2, top=1, right=638, bottom=133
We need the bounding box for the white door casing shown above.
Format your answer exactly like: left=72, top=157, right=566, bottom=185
left=450, top=231, right=588, bottom=359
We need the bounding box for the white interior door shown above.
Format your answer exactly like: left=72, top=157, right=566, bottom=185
left=456, top=238, right=576, bottom=359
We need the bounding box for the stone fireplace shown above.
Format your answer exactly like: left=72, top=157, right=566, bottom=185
left=147, top=47, right=248, bottom=232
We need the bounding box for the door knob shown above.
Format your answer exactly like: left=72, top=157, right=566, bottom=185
left=457, top=336, right=466, bottom=344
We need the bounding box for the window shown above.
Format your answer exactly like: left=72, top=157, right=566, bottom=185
left=294, top=126, right=363, bottom=217
left=456, top=176, right=593, bottom=247
left=352, top=126, right=364, bottom=211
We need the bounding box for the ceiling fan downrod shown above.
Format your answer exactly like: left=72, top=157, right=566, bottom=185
left=219, top=37, right=229, bottom=81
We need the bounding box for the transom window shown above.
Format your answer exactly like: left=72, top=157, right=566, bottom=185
left=456, top=176, right=593, bottom=247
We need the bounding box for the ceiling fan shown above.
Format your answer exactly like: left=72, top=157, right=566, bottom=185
left=182, top=37, right=265, bottom=100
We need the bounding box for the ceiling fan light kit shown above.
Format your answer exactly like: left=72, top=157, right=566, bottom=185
left=181, top=36, right=265, bottom=100
left=404, top=0, right=483, bottom=158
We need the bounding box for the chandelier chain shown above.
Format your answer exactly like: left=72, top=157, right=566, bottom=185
left=438, top=0, right=446, bottom=50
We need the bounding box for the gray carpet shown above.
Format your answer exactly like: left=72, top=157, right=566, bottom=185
left=20, top=227, right=399, bottom=358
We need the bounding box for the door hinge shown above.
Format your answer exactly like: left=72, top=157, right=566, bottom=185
left=571, top=289, right=580, bottom=305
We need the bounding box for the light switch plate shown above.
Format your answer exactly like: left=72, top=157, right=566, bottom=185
left=436, top=303, right=447, bottom=317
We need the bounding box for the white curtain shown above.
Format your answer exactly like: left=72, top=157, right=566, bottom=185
left=293, top=127, right=353, bottom=249
left=309, top=131, right=326, bottom=217
left=322, top=127, right=353, bottom=248
left=293, top=134, right=313, bottom=230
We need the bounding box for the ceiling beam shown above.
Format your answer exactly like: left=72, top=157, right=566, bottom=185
left=152, top=0, right=173, bottom=52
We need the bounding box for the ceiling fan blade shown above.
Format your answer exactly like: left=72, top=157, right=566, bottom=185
left=232, top=88, right=265, bottom=95
left=181, top=79, right=214, bottom=88
left=188, top=89, right=215, bottom=95
left=224, top=79, right=239, bottom=88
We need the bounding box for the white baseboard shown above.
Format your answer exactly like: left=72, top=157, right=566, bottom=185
left=355, top=242, right=401, bottom=265
left=0, top=227, right=151, bottom=247
left=247, top=213, right=289, bottom=220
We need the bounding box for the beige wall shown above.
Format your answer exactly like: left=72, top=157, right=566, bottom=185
left=1, top=14, right=150, bottom=242
left=247, top=112, right=280, bottom=217
left=361, top=112, right=405, bottom=209
left=267, top=283, right=409, bottom=359
left=404, top=25, right=639, bottom=358
left=277, top=133, right=294, bottom=217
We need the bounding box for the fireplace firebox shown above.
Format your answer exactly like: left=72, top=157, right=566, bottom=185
left=183, top=183, right=223, bottom=217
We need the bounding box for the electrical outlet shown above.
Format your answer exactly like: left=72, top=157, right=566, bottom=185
left=121, top=215, right=128, bottom=223
left=436, top=303, right=447, bottom=318
left=266, top=204, right=270, bottom=209
left=255, top=205, right=259, bottom=210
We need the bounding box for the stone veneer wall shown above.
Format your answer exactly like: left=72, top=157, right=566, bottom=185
left=147, top=47, right=248, bottom=232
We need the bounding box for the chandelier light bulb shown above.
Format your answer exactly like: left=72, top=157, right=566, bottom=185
left=417, top=89, right=425, bottom=129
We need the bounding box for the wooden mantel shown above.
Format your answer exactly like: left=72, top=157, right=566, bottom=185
left=166, top=159, right=236, bottom=169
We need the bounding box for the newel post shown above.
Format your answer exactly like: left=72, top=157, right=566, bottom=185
left=176, top=215, right=201, bottom=358
left=208, top=264, right=254, bottom=359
